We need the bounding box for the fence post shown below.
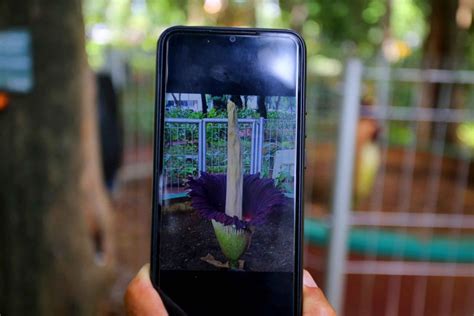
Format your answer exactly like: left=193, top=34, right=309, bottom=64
left=325, top=59, right=363, bottom=314
left=250, top=120, right=256, bottom=173
left=257, top=117, right=264, bottom=173
left=201, top=120, right=207, bottom=172
left=197, top=120, right=203, bottom=174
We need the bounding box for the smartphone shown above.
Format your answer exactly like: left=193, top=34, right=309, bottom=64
left=151, top=26, right=306, bottom=316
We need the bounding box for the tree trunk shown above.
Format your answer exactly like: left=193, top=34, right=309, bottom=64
left=0, top=1, right=114, bottom=315
left=418, top=0, right=459, bottom=143
left=201, top=93, right=208, bottom=114
left=230, top=95, right=243, bottom=109
left=275, top=96, right=281, bottom=111
left=216, top=0, right=256, bottom=26
left=257, top=95, right=267, bottom=118
left=171, top=93, right=180, bottom=108
left=422, top=0, right=459, bottom=70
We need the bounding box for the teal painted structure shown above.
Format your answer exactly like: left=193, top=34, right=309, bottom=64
left=305, top=219, right=474, bottom=263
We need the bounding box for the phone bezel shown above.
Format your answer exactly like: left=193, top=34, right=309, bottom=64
left=151, top=25, right=306, bottom=315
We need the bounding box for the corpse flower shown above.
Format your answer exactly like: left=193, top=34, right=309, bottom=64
left=187, top=172, right=287, bottom=230
left=187, top=172, right=287, bottom=268
left=186, top=100, right=288, bottom=269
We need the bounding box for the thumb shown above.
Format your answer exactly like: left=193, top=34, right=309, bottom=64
left=303, top=270, right=337, bottom=316
left=124, top=264, right=168, bottom=316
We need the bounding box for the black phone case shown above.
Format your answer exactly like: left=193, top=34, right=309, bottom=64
left=150, top=25, right=306, bottom=316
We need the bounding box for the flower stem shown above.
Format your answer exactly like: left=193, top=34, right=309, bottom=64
left=225, top=100, right=243, bottom=219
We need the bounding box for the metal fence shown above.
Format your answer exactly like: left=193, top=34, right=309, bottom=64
left=322, top=59, right=474, bottom=315
left=163, top=117, right=296, bottom=191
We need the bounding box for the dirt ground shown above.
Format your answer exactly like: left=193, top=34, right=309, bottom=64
left=160, top=203, right=294, bottom=272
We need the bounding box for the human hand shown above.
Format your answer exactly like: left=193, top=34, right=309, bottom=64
left=302, top=270, right=336, bottom=316
left=124, top=264, right=168, bottom=316
left=125, top=264, right=336, bottom=316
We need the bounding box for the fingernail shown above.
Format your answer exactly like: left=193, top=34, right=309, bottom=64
left=137, top=263, right=150, bottom=280
left=303, top=270, right=318, bottom=288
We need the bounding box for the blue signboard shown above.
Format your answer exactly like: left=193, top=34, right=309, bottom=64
left=0, top=29, right=33, bottom=93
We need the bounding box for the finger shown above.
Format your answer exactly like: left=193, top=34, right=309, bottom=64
left=124, top=264, right=168, bottom=316
left=303, top=270, right=336, bottom=316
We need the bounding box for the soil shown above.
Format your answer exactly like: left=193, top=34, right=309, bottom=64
left=160, top=202, right=294, bottom=272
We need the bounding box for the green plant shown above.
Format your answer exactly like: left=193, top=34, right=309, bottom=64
left=274, top=169, right=294, bottom=194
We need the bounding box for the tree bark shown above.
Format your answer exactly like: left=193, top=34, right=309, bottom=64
left=0, top=0, right=114, bottom=315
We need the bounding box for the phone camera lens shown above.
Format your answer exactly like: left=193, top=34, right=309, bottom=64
left=229, top=36, right=236, bottom=43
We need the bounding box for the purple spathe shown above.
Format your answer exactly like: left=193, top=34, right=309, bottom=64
left=187, top=172, right=288, bottom=230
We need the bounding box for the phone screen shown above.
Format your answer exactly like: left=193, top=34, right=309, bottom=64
left=153, top=28, right=304, bottom=316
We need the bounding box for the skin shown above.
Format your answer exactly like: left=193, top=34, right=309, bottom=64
left=125, top=264, right=336, bottom=316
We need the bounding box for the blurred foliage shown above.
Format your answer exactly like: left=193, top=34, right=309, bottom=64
left=457, top=123, right=474, bottom=151
left=84, top=0, right=474, bottom=158
left=82, top=0, right=440, bottom=74
left=388, top=122, right=415, bottom=146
